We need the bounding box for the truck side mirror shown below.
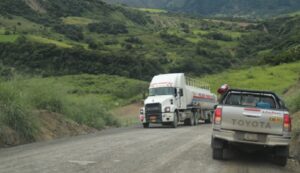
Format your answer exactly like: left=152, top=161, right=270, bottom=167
left=213, top=105, right=218, bottom=109
left=176, top=88, right=181, bottom=97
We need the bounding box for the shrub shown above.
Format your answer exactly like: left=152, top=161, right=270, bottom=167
left=88, top=22, right=128, bottom=35
left=53, top=24, right=84, bottom=41
left=125, top=37, right=143, bottom=44
left=64, top=97, right=120, bottom=129
left=287, top=93, right=300, bottom=113
left=203, top=32, right=232, bottom=41
left=160, top=32, right=190, bottom=45
left=25, top=82, right=65, bottom=113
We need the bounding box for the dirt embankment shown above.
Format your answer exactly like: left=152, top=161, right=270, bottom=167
left=111, top=102, right=142, bottom=118
left=291, top=112, right=300, bottom=161
left=0, top=110, right=96, bottom=148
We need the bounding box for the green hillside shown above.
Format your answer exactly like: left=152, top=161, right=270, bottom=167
left=237, top=16, right=300, bottom=65
left=201, top=61, right=300, bottom=95
left=105, top=0, right=300, bottom=18
left=0, top=0, right=257, bottom=80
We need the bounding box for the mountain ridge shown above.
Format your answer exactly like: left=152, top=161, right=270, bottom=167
left=105, top=0, right=300, bottom=18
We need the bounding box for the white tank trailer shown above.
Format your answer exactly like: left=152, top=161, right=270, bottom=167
left=139, top=73, right=217, bottom=128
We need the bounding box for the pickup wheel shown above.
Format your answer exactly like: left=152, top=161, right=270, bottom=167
left=143, top=123, right=149, bottom=128
left=273, top=156, right=287, bottom=166
left=211, top=137, right=224, bottom=160
left=212, top=148, right=224, bottom=160
left=273, top=146, right=289, bottom=166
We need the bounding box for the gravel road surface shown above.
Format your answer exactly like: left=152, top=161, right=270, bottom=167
left=0, top=124, right=298, bottom=173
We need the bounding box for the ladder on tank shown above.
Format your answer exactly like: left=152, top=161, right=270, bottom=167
left=186, top=77, right=210, bottom=90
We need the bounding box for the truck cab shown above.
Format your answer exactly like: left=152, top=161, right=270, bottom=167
left=140, top=74, right=185, bottom=128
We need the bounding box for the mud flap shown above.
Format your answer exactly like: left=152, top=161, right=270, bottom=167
left=211, top=137, right=224, bottom=149
left=275, top=146, right=289, bottom=157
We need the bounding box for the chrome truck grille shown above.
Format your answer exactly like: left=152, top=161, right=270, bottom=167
left=145, top=103, right=162, bottom=123
left=145, top=103, right=162, bottom=114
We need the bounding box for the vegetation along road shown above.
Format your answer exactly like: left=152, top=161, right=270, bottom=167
left=0, top=124, right=298, bottom=173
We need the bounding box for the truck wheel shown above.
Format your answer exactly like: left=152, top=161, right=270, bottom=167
left=184, top=119, right=189, bottom=126
left=194, top=113, right=199, bottom=125
left=143, top=123, right=149, bottom=128
left=213, top=148, right=224, bottom=160
left=189, top=116, right=194, bottom=126
left=172, top=113, right=178, bottom=128
left=205, top=114, right=212, bottom=124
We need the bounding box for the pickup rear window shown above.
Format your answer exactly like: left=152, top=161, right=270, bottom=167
left=224, top=93, right=277, bottom=109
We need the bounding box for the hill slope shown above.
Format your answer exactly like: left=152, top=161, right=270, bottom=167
left=0, top=0, right=259, bottom=80
left=105, top=0, right=300, bottom=18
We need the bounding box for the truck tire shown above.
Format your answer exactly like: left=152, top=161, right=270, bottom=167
left=194, top=113, right=199, bottom=125
left=184, top=119, right=189, bottom=126
left=172, top=113, right=178, bottom=128
left=143, top=123, right=149, bottom=128
left=189, top=116, right=195, bottom=126
left=205, top=114, right=213, bottom=124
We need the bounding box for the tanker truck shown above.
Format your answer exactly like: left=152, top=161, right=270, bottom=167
left=139, top=73, right=217, bottom=128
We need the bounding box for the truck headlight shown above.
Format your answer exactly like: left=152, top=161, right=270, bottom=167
left=164, top=106, right=171, bottom=113
left=140, top=108, right=144, bottom=115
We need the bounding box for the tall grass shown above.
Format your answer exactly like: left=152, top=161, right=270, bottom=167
left=21, top=77, right=121, bottom=129
left=287, top=93, right=300, bottom=114
left=0, top=83, right=38, bottom=140
left=24, top=81, right=66, bottom=113
left=64, top=97, right=120, bottom=129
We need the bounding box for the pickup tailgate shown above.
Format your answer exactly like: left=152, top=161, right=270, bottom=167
left=221, top=106, right=284, bottom=135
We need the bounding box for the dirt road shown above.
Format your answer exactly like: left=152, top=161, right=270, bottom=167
left=0, top=124, right=298, bottom=173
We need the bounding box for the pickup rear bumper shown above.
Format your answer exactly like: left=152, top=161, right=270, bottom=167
left=212, top=129, right=290, bottom=146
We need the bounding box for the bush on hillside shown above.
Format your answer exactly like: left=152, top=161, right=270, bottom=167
left=203, top=32, right=232, bottom=41
left=53, top=24, right=84, bottom=41
left=88, top=22, right=128, bottom=35
left=119, top=8, right=150, bottom=25
left=287, top=93, right=300, bottom=113
left=160, top=32, right=190, bottom=45
left=0, top=39, right=164, bottom=80
left=260, top=47, right=300, bottom=65
left=125, top=37, right=143, bottom=44
left=64, top=97, right=120, bottom=129
left=24, top=82, right=65, bottom=113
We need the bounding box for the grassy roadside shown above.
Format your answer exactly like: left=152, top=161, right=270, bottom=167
left=0, top=74, right=148, bottom=146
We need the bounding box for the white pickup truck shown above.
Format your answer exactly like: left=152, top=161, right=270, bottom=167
left=211, top=89, right=292, bottom=166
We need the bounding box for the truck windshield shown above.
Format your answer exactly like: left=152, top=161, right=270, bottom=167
left=149, top=87, right=175, bottom=96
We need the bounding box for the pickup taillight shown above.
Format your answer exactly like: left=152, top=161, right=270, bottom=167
left=283, top=114, right=291, bottom=132
left=214, top=108, right=222, bottom=125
